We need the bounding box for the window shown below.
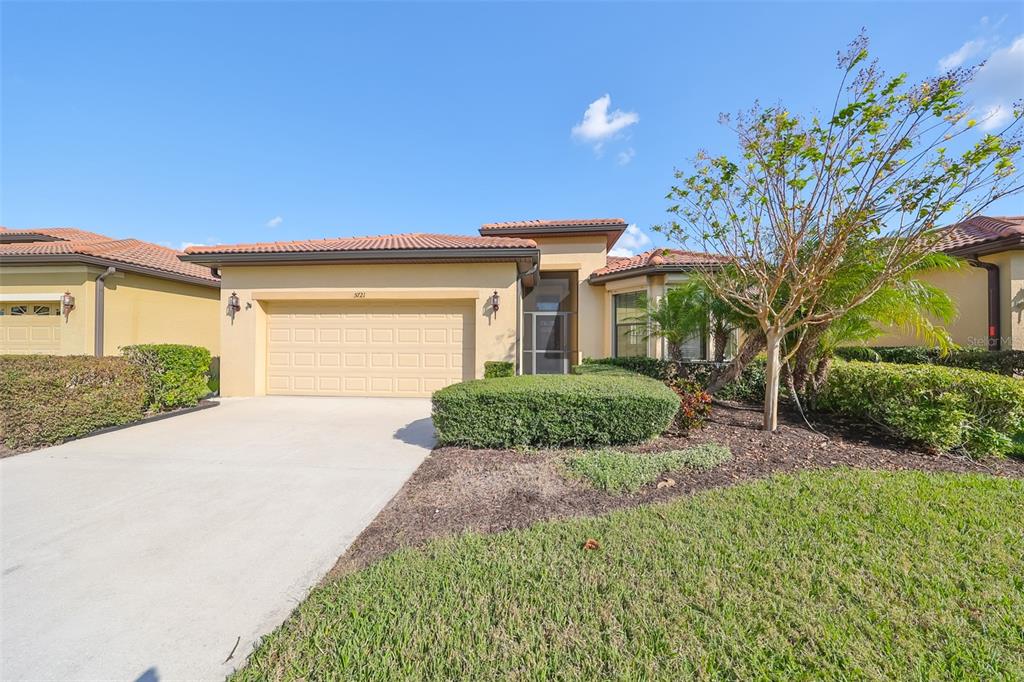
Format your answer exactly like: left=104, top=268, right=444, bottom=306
left=614, top=292, right=646, bottom=357
left=9, top=306, right=27, bottom=316
left=523, top=271, right=578, bottom=374
left=33, top=305, right=53, bottom=315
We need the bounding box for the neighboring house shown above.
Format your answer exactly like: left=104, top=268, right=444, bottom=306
left=181, top=219, right=722, bottom=398
left=0, top=227, right=221, bottom=356
left=874, top=215, right=1024, bottom=352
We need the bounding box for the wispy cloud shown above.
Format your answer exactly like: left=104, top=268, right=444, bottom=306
left=571, top=94, right=638, bottom=151
left=265, top=215, right=283, bottom=228
left=970, top=35, right=1024, bottom=131
left=617, top=147, right=636, bottom=166
left=608, top=224, right=652, bottom=257
left=938, top=38, right=989, bottom=71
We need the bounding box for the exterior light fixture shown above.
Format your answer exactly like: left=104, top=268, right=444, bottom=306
left=61, top=291, right=75, bottom=320
left=489, top=290, right=500, bottom=316
left=227, top=292, right=241, bottom=320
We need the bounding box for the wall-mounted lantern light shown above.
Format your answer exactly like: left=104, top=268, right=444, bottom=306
left=227, top=291, right=241, bottom=320
left=489, top=290, right=500, bottom=317
left=61, top=291, right=75, bottom=320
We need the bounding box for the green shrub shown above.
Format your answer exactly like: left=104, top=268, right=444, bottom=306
left=816, top=361, right=1024, bottom=457
left=432, top=374, right=679, bottom=448
left=582, top=356, right=730, bottom=387
left=566, top=444, right=732, bottom=494
left=122, top=344, right=212, bottom=410
left=715, top=356, right=769, bottom=403
left=0, top=355, right=147, bottom=450
left=834, top=346, right=1024, bottom=376
left=483, top=361, right=514, bottom=379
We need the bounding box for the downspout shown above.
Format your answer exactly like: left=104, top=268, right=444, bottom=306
left=967, top=259, right=1001, bottom=351
left=94, top=266, right=116, bottom=356
left=516, top=261, right=540, bottom=375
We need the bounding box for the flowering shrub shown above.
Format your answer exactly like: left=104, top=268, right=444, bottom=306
left=671, top=378, right=712, bottom=431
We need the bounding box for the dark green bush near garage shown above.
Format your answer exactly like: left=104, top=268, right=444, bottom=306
left=432, top=374, right=680, bottom=448
left=0, top=355, right=148, bottom=450
left=483, top=361, right=514, bottom=379
left=0, top=344, right=213, bottom=451
left=121, top=344, right=212, bottom=409
left=833, top=346, right=1024, bottom=376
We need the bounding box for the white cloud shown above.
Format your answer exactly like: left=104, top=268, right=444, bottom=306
left=571, top=94, right=639, bottom=149
left=608, top=224, right=652, bottom=257
left=179, top=242, right=205, bottom=250
left=938, top=38, right=988, bottom=71
left=265, top=215, right=283, bottom=228
left=970, top=35, right=1024, bottom=130
left=617, top=147, right=636, bottom=166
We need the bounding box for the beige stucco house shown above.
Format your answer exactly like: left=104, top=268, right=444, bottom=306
left=0, top=227, right=221, bottom=356
left=182, top=219, right=721, bottom=398
left=875, top=215, right=1024, bottom=352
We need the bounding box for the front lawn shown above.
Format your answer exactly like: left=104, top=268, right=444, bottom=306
left=235, top=469, right=1024, bottom=679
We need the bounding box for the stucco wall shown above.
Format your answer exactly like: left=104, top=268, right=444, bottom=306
left=0, top=265, right=95, bottom=354
left=0, top=265, right=219, bottom=356
left=872, top=258, right=992, bottom=350
left=102, top=272, right=221, bottom=355
left=534, top=235, right=608, bottom=363
left=217, top=262, right=519, bottom=397
left=985, top=250, right=1024, bottom=350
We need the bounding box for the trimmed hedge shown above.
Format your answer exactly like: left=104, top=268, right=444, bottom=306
left=582, top=356, right=731, bottom=386
left=483, top=361, right=514, bottom=379
left=816, top=361, right=1024, bottom=457
left=834, top=346, right=1024, bottom=377
left=0, top=355, right=147, bottom=450
left=122, top=344, right=212, bottom=410
left=432, top=374, right=680, bottom=448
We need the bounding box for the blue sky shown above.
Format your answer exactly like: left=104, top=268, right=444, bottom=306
left=2, top=1, right=1022, bottom=256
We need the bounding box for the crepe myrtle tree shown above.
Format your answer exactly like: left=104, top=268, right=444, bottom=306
left=655, top=33, right=1023, bottom=431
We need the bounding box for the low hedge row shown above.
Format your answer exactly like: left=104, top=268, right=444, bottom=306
left=432, top=374, right=679, bottom=448
left=0, top=356, right=148, bottom=450
left=816, top=361, right=1024, bottom=458
left=483, top=361, right=514, bottom=379
left=0, top=344, right=212, bottom=451
left=122, top=344, right=212, bottom=409
left=834, top=346, right=1024, bottom=376
left=582, top=357, right=731, bottom=386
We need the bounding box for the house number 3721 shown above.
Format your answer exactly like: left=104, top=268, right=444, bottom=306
left=353, top=292, right=366, bottom=298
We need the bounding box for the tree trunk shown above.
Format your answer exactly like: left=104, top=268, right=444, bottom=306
left=791, top=323, right=829, bottom=395
left=712, top=325, right=729, bottom=363
left=668, top=341, right=683, bottom=362
left=706, top=329, right=766, bottom=394
left=763, top=326, right=783, bottom=432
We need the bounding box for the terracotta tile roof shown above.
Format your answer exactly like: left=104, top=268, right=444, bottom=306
left=590, top=248, right=726, bottom=279
left=183, top=232, right=537, bottom=255
left=934, top=215, right=1024, bottom=253
left=0, top=227, right=219, bottom=284
left=480, top=218, right=627, bottom=232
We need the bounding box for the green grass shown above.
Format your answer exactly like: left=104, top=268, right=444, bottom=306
left=566, top=444, right=732, bottom=494
left=234, top=469, right=1024, bottom=680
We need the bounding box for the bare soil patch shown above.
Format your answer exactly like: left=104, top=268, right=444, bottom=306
left=330, top=403, right=1024, bottom=578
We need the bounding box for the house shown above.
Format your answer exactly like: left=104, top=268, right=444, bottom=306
left=0, top=227, right=221, bottom=356
left=180, top=219, right=721, bottom=397
left=874, top=215, right=1024, bottom=352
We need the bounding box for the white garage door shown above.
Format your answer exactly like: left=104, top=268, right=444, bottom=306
left=266, top=300, right=474, bottom=397
left=0, top=303, right=62, bottom=354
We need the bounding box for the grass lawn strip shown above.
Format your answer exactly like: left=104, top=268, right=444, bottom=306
left=566, top=443, right=732, bottom=494
left=235, top=469, right=1024, bottom=680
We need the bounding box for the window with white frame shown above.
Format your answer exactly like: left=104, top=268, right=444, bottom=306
left=613, top=292, right=647, bottom=357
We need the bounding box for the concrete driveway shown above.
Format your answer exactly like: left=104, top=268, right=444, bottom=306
left=1, top=397, right=433, bottom=681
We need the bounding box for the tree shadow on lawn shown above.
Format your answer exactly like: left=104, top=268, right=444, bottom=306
left=329, top=403, right=1024, bottom=580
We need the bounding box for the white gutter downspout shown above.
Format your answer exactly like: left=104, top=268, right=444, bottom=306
left=94, top=266, right=116, bottom=356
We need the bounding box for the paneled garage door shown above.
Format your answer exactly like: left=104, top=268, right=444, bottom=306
left=266, top=300, right=474, bottom=397
left=0, top=303, right=62, bottom=354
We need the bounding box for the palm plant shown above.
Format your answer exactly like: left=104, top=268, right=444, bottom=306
left=638, top=280, right=751, bottom=362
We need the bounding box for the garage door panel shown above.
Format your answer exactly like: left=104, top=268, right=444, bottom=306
left=266, top=301, right=473, bottom=397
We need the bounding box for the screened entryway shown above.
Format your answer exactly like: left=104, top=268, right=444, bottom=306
left=522, top=271, right=577, bottom=374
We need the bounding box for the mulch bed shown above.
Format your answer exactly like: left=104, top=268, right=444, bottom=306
left=329, top=403, right=1024, bottom=578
